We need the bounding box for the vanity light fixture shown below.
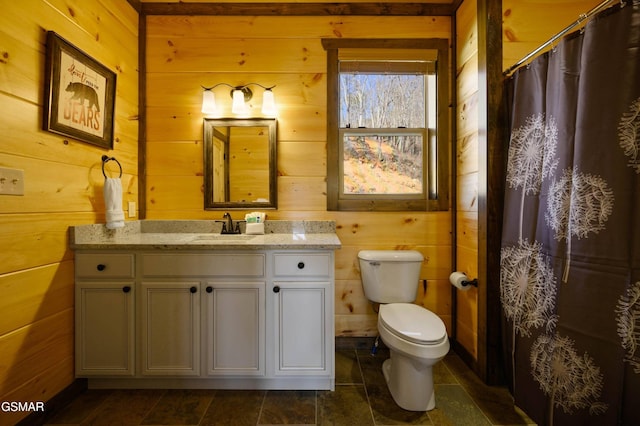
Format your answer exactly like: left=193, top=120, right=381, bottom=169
left=202, top=89, right=217, bottom=115
left=201, top=83, right=277, bottom=116
left=261, top=88, right=277, bottom=116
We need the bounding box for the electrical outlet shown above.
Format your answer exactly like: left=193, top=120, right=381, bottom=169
left=128, top=201, right=136, bottom=218
left=0, top=167, right=25, bottom=196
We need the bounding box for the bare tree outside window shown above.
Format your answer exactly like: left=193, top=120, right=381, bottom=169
left=340, top=74, right=425, bottom=128
left=322, top=39, right=449, bottom=212
left=339, top=72, right=429, bottom=197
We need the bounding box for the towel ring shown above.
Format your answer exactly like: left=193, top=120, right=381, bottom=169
left=101, top=155, right=122, bottom=179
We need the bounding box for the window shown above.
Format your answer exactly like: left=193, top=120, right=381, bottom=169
left=323, top=39, right=449, bottom=211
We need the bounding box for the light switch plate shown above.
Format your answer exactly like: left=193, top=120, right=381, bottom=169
left=128, top=201, right=136, bottom=218
left=0, top=167, right=25, bottom=196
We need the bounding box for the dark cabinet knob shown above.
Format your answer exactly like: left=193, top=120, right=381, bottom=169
left=297, top=262, right=305, bottom=269
left=273, top=286, right=280, bottom=293
left=190, top=286, right=197, bottom=293
left=96, top=264, right=106, bottom=271
left=206, top=286, right=213, bottom=293
left=122, top=286, right=131, bottom=293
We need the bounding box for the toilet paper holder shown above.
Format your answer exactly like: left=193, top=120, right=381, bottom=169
left=462, top=277, right=478, bottom=287
left=449, top=271, right=479, bottom=290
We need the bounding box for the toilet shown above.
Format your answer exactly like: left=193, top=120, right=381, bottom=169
left=358, top=250, right=449, bottom=411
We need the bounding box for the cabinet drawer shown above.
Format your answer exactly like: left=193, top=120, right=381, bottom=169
left=142, top=253, right=265, bottom=277
left=273, top=253, right=331, bottom=277
left=76, top=253, right=135, bottom=278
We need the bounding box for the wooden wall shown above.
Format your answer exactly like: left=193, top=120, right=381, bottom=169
left=0, top=3, right=611, bottom=419
left=145, top=15, right=453, bottom=337
left=455, top=0, right=480, bottom=360
left=503, top=0, right=604, bottom=72
left=0, top=0, right=138, bottom=423
left=228, top=126, right=271, bottom=202
left=453, top=0, right=608, bottom=364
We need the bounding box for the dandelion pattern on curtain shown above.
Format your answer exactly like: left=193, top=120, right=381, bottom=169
left=616, top=281, right=640, bottom=373
left=506, top=113, right=559, bottom=241
left=530, top=333, right=608, bottom=426
left=618, top=96, right=640, bottom=173
left=501, top=2, right=640, bottom=425
left=500, top=239, right=558, bottom=389
left=545, top=167, right=614, bottom=282
left=501, top=111, right=560, bottom=389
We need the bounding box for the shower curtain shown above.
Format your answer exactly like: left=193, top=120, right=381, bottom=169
left=500, top=2, right=640, bottom=425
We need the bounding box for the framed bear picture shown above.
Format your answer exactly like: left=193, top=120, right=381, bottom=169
left=43, top=31, right=116, bottom=149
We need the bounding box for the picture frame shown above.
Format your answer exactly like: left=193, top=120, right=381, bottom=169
left=43, top=31, right=116, bottom=149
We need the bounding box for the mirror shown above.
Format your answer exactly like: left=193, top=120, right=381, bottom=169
left=203, top=118, right=277, bottom=209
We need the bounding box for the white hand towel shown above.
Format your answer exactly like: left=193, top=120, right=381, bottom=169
left=104, top=177, right=125, bottom=229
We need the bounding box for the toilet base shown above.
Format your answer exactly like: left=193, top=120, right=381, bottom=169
left=382, top=353, right=436, bottom=411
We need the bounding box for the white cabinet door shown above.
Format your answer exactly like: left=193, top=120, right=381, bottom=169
left=76, top=282, right=135, bottom=376
left=204, top=282, right=265, bottom=376
left=273, top=281, right=331, bottom=375
left=140, top=281, right=200, bottom=376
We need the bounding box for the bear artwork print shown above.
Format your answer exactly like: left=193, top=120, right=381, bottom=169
left=65, top=82, right=100, bottom=111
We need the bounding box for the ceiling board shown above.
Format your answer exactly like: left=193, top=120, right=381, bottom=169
left=140, top=2, right=455, bottom=16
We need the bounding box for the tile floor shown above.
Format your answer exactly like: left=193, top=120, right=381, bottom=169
left=41, top=341, right=535, bottom=425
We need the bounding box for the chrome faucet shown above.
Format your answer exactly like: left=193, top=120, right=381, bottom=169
left=221, top=212, right=241, bottom=234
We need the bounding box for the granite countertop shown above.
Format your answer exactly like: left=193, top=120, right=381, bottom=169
left=70, top=220, right=342, bottom=250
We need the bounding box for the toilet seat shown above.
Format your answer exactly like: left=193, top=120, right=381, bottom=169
left=379, top=303, right=447, bottom=345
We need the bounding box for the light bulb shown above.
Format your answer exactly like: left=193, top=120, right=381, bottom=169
left=202, top=90, right=217, bottom=115
left=262, top=89, right=277, bottom=116
left=232, top=89, right=247, bottom=114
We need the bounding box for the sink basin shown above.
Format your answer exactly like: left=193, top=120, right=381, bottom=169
left=192, top=234, right=256, bottom=242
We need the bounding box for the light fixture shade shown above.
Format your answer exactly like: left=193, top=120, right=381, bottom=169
left=232, top=89, right=247, bottom=114
left=202, top=90, right=217, bottom=115
left=261, top=89, right=277, bottom=116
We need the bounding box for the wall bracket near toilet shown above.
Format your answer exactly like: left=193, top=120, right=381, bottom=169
left=463, top=277, right=478, bottom=287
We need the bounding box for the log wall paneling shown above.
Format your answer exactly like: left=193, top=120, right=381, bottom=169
left=142, top=0, right=625, bottom=382
left=450, top=0, right=609, bottom=382
left=1, top=4, right=607, bottom=418
left=0, top=0, right=138, bottom=423
left=502, top=0, right=605, bottom=72
left=455, top=0, right=479, bottom=361
left=141, top=2, right=455, bottom=17
left=145, top=15, right=454, bottom=337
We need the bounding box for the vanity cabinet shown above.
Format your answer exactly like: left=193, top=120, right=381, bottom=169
left=140, top=253, right=266, bottom=378
left=272, top=253, right=333, bottom=376
left=205, top=281, right=265, bottom=376
left=74, top=248, right=334, bottom=390
left=75, top=253, right=135, bottom=376
left=75, top=282, right=135, bottom=376
left=139, top=281, right=201, bottom=376
left=274, top=282, right=331, bottom=374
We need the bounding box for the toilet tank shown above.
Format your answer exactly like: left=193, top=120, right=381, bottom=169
left=358, top=250, right=424, bottom=303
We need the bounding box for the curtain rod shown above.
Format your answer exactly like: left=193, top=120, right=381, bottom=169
left=503, top=0, right=618, bottom=76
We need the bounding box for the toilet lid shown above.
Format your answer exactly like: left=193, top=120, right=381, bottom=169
left=380, top=303, right=447, bottom=345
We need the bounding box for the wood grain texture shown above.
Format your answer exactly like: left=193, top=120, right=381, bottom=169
left=146, top=15, right=452, bottom=39
left=502, top=0, right=604, bottom=71
left=142, top=2, right=454, bottom=16
left=0, top=262, right=74, bottom=336
left=455, top=0, right=479, bottom=360
left=1, top=2, right=603, bottom=414
left=145, top=14, right=454, bottom=338
left=0, top=0, right=138, bottom=421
